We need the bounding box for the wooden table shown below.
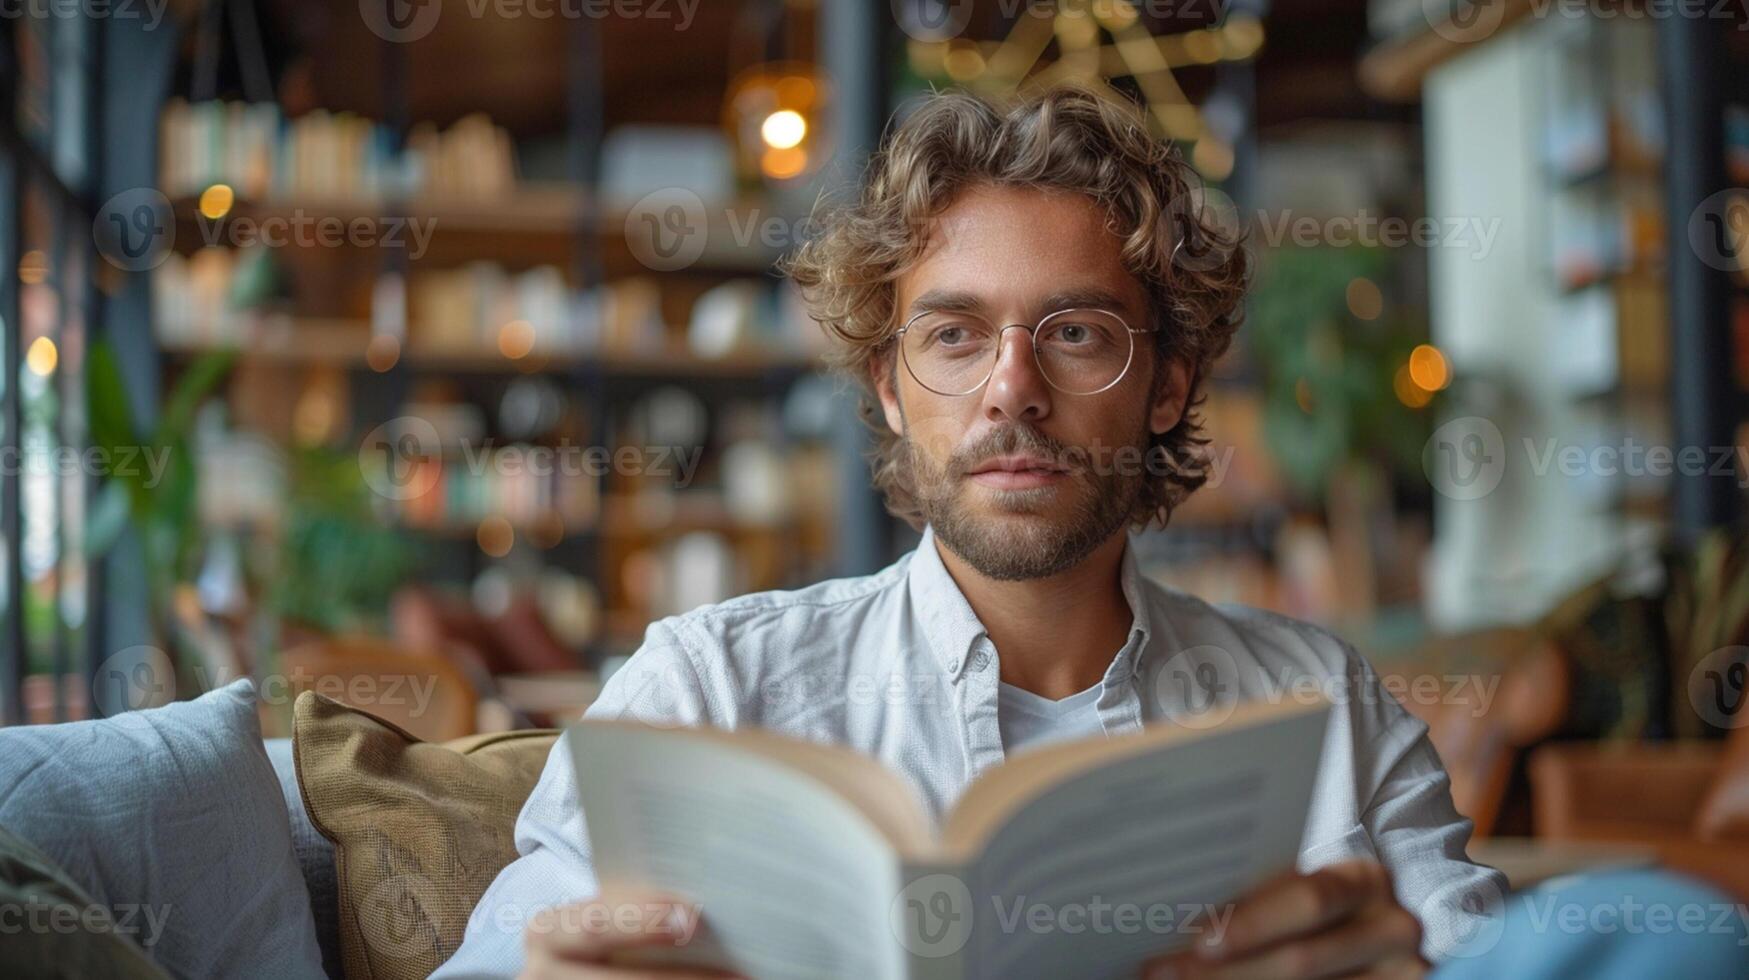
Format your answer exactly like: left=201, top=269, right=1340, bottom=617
left=1469, top=838, right=1660, bottom=891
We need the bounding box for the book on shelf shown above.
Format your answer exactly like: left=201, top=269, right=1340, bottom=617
left=1729, top=104, right=1749, bottom=185
left=383, top=446, right=600, bottom=532
left=159, top=99, right=518, bottom=203
left=568, top=697, right=1331, bottom=980
left=406, top=263, right=601, bottom=356
left=1735, top=295, right=1749, bottom=392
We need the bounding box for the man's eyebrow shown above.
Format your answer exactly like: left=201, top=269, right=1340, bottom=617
left=1038, top=288, right=1133, bottom=315
left=907, top=289, right=987, bottom=316
left=907, top=287, right=1135, bottom=319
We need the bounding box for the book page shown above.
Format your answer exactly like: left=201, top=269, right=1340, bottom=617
left=945, top=700, right=1330, bottom=979
left=567, top=723, right=917, bottom=980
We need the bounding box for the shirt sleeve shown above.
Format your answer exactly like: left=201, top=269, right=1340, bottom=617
left=1348, top=658, right=1510, bottom=963
left=432, top=621, right=713, bottom=979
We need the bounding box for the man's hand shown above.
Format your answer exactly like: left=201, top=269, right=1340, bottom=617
left=518, top=888, right=743, bottom=980
left=1143, top=860, right=1428, bottom=979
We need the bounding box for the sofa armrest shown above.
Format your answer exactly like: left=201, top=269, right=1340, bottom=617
left=1529, top=742, right=1723, bottom=840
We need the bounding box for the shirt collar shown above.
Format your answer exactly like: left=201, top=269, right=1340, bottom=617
left=907, top=525, right=989, bottom=675
left=907, top=524, right=1154, bottom=680
left=1112, top=537, right=1153, bottom=681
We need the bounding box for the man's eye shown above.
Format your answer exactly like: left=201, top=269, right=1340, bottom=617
left=935, top=325, right=978, bottom=346
left=1050, top=322, right=1107, bottom=346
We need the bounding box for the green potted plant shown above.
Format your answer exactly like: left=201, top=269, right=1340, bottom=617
left=85, top=341, right=235, bottom=698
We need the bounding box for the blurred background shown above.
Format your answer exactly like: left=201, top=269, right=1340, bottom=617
left=4, top=0, right=1749, bottom=892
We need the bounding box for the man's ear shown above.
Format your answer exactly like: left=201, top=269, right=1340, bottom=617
left=873, top=351, right=906, bottom=437
left=1149, top=358, right=1192, bottom=435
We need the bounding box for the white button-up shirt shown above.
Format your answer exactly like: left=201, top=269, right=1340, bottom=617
left=436, top=526, right=1503, bottom=977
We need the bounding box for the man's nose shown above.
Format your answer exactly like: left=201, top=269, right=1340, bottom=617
left=980, top=325, right=1051, bottom=423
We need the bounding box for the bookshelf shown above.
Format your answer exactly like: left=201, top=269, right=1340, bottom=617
left=158, top=318, right=820, bottom=377
left=1538, top=16, right=1672, bottom=521
left=151, top=66, right=840, bottom=666
left=1392, top=4, right=1749, bottom=627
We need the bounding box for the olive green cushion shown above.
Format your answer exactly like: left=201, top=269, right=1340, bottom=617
left=0, top=822, right=169, bottom=980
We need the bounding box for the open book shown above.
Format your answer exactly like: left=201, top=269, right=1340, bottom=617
left=567, top=696, right=1330, bottom=980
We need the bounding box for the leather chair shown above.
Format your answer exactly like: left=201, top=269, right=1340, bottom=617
left=272, top=637, right=479, bottom=743
left=1530, top=724, right=1749, bottom=901
left=1380, top=628, right=1571, bottom=838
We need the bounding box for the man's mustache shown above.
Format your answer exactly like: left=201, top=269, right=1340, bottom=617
left=947, top=425, right=1077, bottom=478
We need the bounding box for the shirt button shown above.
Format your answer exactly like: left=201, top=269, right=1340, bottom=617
left=970, top=650, right=991, bottom=671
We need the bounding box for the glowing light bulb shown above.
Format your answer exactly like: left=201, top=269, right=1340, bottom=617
left=760, top=110, right=807, bottom=150
left=199, top=183, right=235, bottom=220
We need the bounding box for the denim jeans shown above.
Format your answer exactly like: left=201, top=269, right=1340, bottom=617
left=1433, top=870, right=1749, bottom=979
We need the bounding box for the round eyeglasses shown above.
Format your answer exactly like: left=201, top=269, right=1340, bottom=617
left=895, top=308, right=1156, bottom=396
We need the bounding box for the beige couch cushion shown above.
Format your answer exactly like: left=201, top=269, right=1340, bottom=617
left=292, top=691, right=558, bottom=980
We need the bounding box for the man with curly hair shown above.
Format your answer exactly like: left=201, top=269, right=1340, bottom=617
left=437, top=88, right=1501, bottom=980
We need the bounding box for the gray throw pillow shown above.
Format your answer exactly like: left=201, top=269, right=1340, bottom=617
left=0, top=679, right=326, bottom=979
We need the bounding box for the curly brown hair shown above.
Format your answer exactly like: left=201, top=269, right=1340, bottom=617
left=782, top=86, right=1250, bottom=531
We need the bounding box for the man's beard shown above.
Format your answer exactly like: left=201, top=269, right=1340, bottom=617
left=905, top=419, right=1146, bottom=581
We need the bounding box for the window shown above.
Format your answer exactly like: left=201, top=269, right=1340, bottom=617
left=2, top=11, right=99, bottom=724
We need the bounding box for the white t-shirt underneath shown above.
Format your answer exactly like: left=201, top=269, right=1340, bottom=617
left=996, top=680, right=1106, bottom=755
